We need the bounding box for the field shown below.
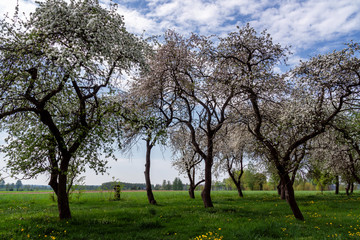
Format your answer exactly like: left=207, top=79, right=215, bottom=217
left=1, top=190, right=360, bottom=240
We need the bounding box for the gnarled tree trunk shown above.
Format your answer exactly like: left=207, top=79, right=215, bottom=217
left=282, top=173, right=304, bottom=221
left=187, top=167, right=204, bottom=199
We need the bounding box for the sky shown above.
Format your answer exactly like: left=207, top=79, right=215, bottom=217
left=0, top=0, right=360, bottom=186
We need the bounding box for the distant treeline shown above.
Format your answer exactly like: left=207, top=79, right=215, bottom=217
left=100, top=181, right=147, bottom=190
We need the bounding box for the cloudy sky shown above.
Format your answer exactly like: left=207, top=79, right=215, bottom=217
left=0, top=0, right=359, bottom=186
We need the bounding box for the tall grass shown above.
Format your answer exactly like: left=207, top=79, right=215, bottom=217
left=0, top=190, right=359, bottom=239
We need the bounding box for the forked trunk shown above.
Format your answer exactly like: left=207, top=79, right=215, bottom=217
left=201, top=158, right=213, bottom=207
left=282, top=174, right=304, bottom=221
left=227, top=164, right=244, bottom=198
left=145, top=140, right=157, bottom=205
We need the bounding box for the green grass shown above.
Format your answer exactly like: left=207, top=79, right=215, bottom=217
left=1, top=190, right=360, bottom=239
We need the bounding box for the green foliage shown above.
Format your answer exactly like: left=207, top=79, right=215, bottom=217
left=310, top=167, right=334, bottom=193
left=15, top=180, right=23, bottom=191
left=172, top=177, right=184, bottom=190
left=229, top=168, right=267, bottom=191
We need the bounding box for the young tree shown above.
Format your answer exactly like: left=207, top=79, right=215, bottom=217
left=116, top=91, right=172, bottom=205
left=0, top=0, right=146, bottom=219
left=330, top=111, right=360, bottom=184
left=171, top=126, right=204, bottom=198
left=214, top=126, right=252, bottom=197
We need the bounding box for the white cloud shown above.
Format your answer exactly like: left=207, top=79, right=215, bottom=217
left=116, top=5, right=157, bottom=35
left=251, top=0, right=360, bottom=51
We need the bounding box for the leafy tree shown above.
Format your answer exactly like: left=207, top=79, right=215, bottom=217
left=0, top=0, right=146, bottom=219
left=15, top=180, right=22, bottom=191
left=172, top=177, right=184, bottom=190
left=308, top=167, right=333, bottom=193
left=161, top=180, right=167, bottom=190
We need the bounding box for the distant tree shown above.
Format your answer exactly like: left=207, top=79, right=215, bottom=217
left=161, top=180, right=167, bottom=190
left=0, top=179, right=5, bottom=189
left=308, top=167, right=333, bottom=193
left=172, top=177, right=184, bottom=190
left=166, top=180, right=172, bottom=190
left=15, top=180, right=23, bottom=191
left=154, top=184, right=161, bottom=190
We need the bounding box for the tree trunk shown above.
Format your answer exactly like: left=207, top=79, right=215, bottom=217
left=228, top=168, right=243, bottom=198
left=57, top=172, right=71, bottom=219
left=346, top=182, right=350, bottom=196
left=189, top=186, right=195, bottom=199
left=335, top=176, right=339, bottom=195
left=350, top=182, right=354, bottom=193
left=282, top=173, right=304, bottom=221
left=201, top=157, right=213, bottom=207
left=277, top=181, right=281, bottom=195
left=145, top=139, right=157, bottom=205
left=236, top=183, right=243, bottom=197
left=278, top=179, right=286, bottom=200
left=187, top=168, right=196, bottom=199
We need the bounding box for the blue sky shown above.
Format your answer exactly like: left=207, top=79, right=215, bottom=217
left=0, top=0, right=360, bottom=185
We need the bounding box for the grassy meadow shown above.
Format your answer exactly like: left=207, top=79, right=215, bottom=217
left=0, top=190, right=360, bottom=240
